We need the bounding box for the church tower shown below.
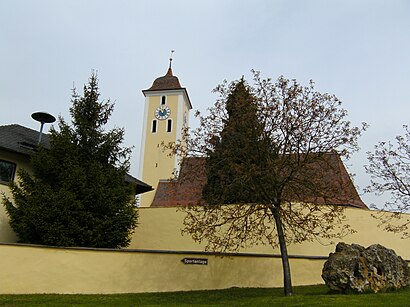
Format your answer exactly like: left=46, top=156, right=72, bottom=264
left=138, top=60, right=192, bottom=207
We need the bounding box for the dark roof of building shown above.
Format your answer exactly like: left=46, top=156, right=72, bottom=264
left=0, top=124, right=49, bottom=156
left=124, top=173, right=153, bottom=194
left=142, top=67, right=193, bottom=109
left=145, top=67, right=182, bottom=91
left=151, top=155, right=368, bottom=209
left=0, top=124, right=152, bottom=195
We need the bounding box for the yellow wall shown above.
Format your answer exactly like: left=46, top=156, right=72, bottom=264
left=0, top=243, right=325, bottom=294
left=0, top=149, right=31, bottom=243
left=129, top=206, right=410, bottom=260
left=139, top=91, right=191, bottom=207
left=141, top=94, right=178, bottom=184
left=139, top=94, right=178, bottom=207
left=0, top=206, right=409, bottom=294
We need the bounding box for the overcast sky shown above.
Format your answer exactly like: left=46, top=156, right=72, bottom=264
left=1, top=0, right=409, bottom=207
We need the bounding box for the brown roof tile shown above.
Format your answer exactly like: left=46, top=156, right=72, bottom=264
left=145, top=68, right=182, bottom=91
left=151, top=154, right=368, bottom=209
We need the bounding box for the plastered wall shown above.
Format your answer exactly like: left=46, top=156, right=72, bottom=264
left=130, top=206, right=410, bottom=260
left=0, top=206, right=409, bottom=294
left=0, top=149, right=30, bottom=243
left=0, top=243, right=325, bottom=294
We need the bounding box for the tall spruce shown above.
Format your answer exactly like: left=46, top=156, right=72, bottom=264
left=3, top=73, right=137, bottom=248
left=203, top=79, right=269, bottom=204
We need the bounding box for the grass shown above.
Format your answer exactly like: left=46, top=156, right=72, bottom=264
left=0, top=285, right=409, bottom=306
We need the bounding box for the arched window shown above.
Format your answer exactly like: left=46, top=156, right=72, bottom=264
left=166, top=119, right=172, bottom=133
left=151, top=120, right=157, bottom=133
left=161, top=96, right=166, bottom=105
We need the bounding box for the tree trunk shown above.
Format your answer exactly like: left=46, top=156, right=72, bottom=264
left=271, top=205, right=293, bottom=296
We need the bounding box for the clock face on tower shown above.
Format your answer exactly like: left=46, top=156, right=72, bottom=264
left=155, top=105, right=171, bottom=120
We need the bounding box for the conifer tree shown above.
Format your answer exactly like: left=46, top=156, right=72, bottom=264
left=3, top=73, right=137, bottom=248
left=203, top=79, right=270, bottom=204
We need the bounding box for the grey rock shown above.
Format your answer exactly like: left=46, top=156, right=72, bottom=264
left=322, top=242, right=410, bottom=293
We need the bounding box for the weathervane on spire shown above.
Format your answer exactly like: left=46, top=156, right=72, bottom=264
left=169, top=50, right=175, bottom=68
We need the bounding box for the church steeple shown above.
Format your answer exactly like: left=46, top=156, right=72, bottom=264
left=144, top=52, right=188, bottom=94
left=138, top=59, right=192, bottom=207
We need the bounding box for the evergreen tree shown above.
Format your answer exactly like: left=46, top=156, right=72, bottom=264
left=3, top=73, right=137, bottom=248
left=203, top=79, right=270, bottom=204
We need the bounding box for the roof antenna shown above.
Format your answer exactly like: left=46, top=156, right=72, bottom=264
left=31, top=112, right=56, bottom=145
left=169, top=50, right=175, bottom=68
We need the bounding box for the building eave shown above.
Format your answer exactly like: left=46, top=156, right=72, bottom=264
left=142, top=88, right=192, bottom=110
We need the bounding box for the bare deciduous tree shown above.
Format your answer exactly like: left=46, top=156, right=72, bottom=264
left=366, top=125, right=410, bottom=236
left=169, top=71, right=366, bottom=296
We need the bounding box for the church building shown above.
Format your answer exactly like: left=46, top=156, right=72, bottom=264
left=138, top=64, right=367, bottom=210
left=6, top=63, right=409, bottom=295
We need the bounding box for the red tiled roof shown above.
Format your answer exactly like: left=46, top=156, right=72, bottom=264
left=151, top=154, right=368, bottom=209
left=152, top=157, right=206, bottom=207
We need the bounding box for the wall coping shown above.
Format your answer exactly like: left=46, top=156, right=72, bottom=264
left=0, top=241, right=329, bottom=260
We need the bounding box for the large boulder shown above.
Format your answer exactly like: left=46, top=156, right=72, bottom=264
left=322, top=242, right=410, bottom=293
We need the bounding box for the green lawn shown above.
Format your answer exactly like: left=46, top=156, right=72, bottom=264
left=0, top=285, right=409, bottom=307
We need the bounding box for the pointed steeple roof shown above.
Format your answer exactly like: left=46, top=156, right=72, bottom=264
left=143, top=59, right=192, bottom=109
left=146, top=66, right=182, bottom=91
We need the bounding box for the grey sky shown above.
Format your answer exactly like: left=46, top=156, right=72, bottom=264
left=1, top=0, right=409, bottom=207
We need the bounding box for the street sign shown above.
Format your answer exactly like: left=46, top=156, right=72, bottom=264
left=181, top=258, right=208, bottom=265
